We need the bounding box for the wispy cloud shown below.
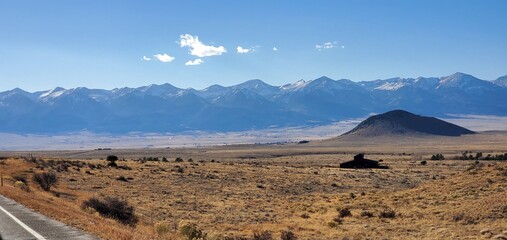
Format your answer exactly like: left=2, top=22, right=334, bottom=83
left=236, top=46, right=255, bottom=54
left=153, top=53, right=175, bottom=63
left=316, top=41, right=342, bottom=51
left=180, top=34, right=226, bottom=57
left=142, top=56, right=152, bottom=61
left=272, top=47, right=278, bottom=51
left=185, top=59, right=204, bottom=66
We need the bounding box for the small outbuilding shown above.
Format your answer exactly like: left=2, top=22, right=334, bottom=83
left=340, top=154, right=389, bottom=169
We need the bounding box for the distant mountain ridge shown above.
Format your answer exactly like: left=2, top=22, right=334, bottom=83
left=1, top=72, right=506, bottom=133
left=343, top=110, right=475, bottom=137
left=494, top=75, right=507, bottom=88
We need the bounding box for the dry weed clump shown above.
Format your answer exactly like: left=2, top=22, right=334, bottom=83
left=252, top=230, right=272, bottom=240
left=14, top=181, right=30, bottom=192
left=116, top=175, right=128, bottom=182
left=176, top=222, right=295, bottom=240
left=12, top=175, right=28, bottom=184
left=378, top=209, right=396, bottom=219
left=327, top=221, right=339, bottom=228
left=280, top=230, right=297, bottom=240
left=360, top=210, right=374, bottom=218
left=338, top=207, right=352, bottom=218
left=179, top=221, right=207, bottom=240
left=32, top=172, right=57, bottom=191
left=81, top=196, right=138, bottom=226
left=155, top=220, right=172, bottom=237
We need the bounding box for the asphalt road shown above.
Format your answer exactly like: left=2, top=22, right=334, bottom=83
left=0, top=194, right=98, bottom=240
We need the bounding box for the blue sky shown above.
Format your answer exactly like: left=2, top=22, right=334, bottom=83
left=1, top=0, right=506, bottom=91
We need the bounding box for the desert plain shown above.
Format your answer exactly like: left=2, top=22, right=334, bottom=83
left=1, top=131, right=507, bottom=239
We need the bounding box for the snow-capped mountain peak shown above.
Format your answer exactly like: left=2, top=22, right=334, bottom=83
left=231, top=79, right=279, bottom=97
left=38, top=87, right=67, bottom=101
left=280, top=79, right=306, bottom=91
left=494, top=75, right=507, bottom=88
left=439, top=72, right=478, bottom=86
left=374, top=82, right=406, bottom=91
left=136, top=83, right=179, bottom=97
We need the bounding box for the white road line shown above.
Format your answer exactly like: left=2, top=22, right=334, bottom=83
left=0, top=204, right=46, bottom=240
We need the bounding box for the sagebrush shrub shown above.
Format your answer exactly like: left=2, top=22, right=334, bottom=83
left=32, top=172, right=57, bottom=191
left=179, top=222, right=206, bottom=240
left=116, top=176, right=128, bottom=182
left=82, top=196, right=138, bottom=226
left=379, top=209, right=396, bottom=218
left=338, top=208, right=352, bottom=218
left=360, top=210, right=374, bottom=218
left=280, top=229, right=297, bottom=240
left=252, top=230, right=272, bottom=240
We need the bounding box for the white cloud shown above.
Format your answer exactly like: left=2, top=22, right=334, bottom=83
left=273, top=47, right=278, bottom=51
left=236, top=46, right=253, bottom=54
left=142, top=56, right=151, bottom=61
left=153, top=53, right=175, bottom=63
left=180, top=34, right=226, bottom=57
left=185, top=58, right=204, bottom=66
left=316, top=41, right=339, bottom=51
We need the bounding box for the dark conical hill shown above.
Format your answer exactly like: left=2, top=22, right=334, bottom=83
left=343, top=110, right=475, bottom=137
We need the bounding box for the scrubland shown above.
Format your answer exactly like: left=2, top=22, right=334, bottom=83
left=1, top=132, right=507, bottom=239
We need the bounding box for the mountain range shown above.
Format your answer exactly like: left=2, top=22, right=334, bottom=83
left=1, top=72, right=506, bottom=134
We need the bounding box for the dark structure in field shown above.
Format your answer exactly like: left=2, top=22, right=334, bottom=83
left=340, top=154, right=389, bottom=169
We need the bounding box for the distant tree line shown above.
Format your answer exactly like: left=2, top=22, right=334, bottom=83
left=429, top=152, right=507, bottom=161
left=457, top=151, right=507, bottom=160
left=430, top=154, right=445, bottom=160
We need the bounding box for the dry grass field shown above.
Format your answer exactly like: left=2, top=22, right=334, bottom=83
left=1, top=132, right=507, bottom=239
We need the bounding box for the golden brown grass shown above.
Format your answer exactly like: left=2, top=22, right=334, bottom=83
left=0, top=158, right=157, bottom=240
left=0, top=133, right=506, bottom=239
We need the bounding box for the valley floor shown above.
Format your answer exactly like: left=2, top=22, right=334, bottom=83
left=1, top=114, right=507, bottom=151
